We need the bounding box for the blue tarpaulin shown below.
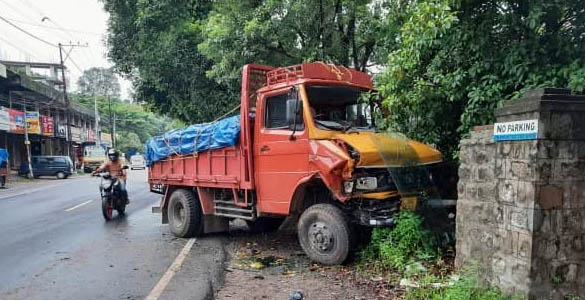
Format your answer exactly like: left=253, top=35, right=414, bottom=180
left=145, top=115, right=240, bottom=166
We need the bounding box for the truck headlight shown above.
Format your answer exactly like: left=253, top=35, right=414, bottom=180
left=355, top=177, right=377, bottom=190
left=343, top=181, right=354, bottom=194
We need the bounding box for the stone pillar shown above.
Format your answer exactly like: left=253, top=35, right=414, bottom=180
left=456, top=88, right=585, bottom=299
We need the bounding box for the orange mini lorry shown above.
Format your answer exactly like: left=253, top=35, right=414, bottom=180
left=149, top=62, right=442, bottom=264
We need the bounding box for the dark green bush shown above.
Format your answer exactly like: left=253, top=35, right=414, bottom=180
left=359, top=211, right=437, bottom=271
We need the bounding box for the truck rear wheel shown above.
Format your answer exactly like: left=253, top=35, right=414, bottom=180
left=168, top=189, right=203, bottom=238
left=297, top=203, right=354, bottom=265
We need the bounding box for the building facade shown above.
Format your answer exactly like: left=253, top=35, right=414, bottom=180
left=0, top=61, right=101, bottom=170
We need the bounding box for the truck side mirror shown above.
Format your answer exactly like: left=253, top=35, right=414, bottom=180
left=286, top=99, right=304, bottom=131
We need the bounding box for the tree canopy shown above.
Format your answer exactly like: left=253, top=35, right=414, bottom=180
left=378, top=0, right=585, bottom=156
left=198, top=0, right=386, bottom=85
left=76, top=67, right=121, bottom=98
left=100, top=0, right=585, bottom=157
left=71, top=93, right=183, bottom=154
left=100, top=0, right=235, bottom=123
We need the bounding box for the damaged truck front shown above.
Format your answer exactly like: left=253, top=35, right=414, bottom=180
left=147, top=62, right=442, bottom=265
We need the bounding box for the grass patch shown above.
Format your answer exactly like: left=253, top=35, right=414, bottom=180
left=359, top=211, right=437, bottom=272
left=404, top=274, right=521, bottom=300
left=357, top=211, right=522, bottom=300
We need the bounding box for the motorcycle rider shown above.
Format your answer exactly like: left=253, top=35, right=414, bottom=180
left=92, top=149, right=129, bottom=203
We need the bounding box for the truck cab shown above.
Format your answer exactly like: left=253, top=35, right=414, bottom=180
left=149, top=62, right=442, bottom=265
left=82, top=145, right=107, bottom=173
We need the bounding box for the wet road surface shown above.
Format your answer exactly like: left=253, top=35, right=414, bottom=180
left=0, top=169, right=225, bottom=300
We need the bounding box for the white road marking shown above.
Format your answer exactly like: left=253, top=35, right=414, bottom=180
left=144, top=238, right=197, bottom=300
left=65, top=200, right=93, bottom=212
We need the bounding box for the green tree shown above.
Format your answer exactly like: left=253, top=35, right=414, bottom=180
left=70, top=93, right=182, bottom=151
left=199, top=0, right=386, bottom=86
left=100, top=0, right=235, bottom=123
left=101, top=0, right=387, bottom=122
left=378, top=0, right=585, bottom=157
left=116, top=131, right=143, bottom=154
left=101, top=0, right=585, bottom=158
left=76, top=67, right=121, bottom=98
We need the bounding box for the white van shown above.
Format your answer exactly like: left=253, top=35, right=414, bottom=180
left=130, top=154, right=146, bottom=170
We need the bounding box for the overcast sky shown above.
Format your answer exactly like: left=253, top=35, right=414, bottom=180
left=0, top=0, right=132, bottom=99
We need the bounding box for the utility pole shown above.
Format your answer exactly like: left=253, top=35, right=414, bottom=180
left=58, top=42, right=87, bottom=161
left=113, top=112, right=116, bottom=149
left=107, top=95, right=114, bottom=149
left=22, top=98, right=34, bottom=178
left=58, top=43, right=71, bottom=158
left=94, top=94, right=101, bottom=147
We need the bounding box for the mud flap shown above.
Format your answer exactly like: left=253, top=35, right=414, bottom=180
left=203, top=216, right=229, bottom=234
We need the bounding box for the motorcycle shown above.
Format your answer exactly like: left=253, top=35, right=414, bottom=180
left=96, top=166, right=128, bottom=220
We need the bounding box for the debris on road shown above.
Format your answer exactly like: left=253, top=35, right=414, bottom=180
left=289, top=290, right=304, bottom=300
left=214, top=221, right=381, bottom=300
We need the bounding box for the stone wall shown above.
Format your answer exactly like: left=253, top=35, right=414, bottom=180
left=456, top=88, right=585, bottom=299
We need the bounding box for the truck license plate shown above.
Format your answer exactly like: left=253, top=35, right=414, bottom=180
left=150, top=184, right=165, bottom=194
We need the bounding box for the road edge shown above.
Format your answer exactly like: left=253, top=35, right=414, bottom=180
left=206, top=234, right=229, bottom=300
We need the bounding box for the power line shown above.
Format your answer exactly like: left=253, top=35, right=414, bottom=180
left=0, top=0, right=85, bottom=66
left=1, top=16, right=102, bottom=36
left=18, top=0, right=96, bottom=68
left=0, top=35, right=40, bottom=60
left=0, top=15, right=57, bottom=48
left=0, top=0, right=63, bottom=59
left=68, top=56, right=84, bottom=74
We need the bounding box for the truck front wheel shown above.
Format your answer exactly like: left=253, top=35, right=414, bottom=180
left=297, top=204, right=354, bottom=265
left=168, top=189, right=203, bottom=238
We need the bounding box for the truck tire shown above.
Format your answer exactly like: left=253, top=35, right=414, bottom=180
left=297, top=203, right=354, bottom=265
left=246, top=217, right=284, bottom=233
left=168, top=189, right=203, bottom=238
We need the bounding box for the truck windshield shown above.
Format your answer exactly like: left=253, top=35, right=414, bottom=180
left=306, top=85, right=374, bottom=131
left=85, top=147, right=105, bottom=157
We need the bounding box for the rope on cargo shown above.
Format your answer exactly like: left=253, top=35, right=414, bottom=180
left=192, top=104, right=241, bottom=157
left=162, top=130, right=181, bottom=157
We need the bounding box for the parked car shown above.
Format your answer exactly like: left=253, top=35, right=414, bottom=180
left=130, top=154, right=146, bottom=170
left=19, top=156, right=74, bottom=179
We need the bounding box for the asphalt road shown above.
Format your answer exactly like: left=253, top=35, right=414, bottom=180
left=0, top=169, right=226, bottom=300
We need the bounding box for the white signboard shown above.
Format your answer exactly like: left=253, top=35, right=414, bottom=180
left=0, top=63, right=6, bottom=78
left=493, top=119, right=538, bottom=141
left=0, top=108, right=10, bottom=131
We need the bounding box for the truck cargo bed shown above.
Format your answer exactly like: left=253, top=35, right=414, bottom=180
left=148, top=145, right=245, bottom=189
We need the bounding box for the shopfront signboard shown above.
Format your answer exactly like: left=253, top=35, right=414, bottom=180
left=8, top=109, right=25, bottom=134
left=26, top=112, right=41, bottom=135
left=56, top=122, right=67, bottom=138
left=0, top=108, right=11, bottom=131
left=70, top=126, right=82, bottom=142
left=41, top=116, right=54, bottom=136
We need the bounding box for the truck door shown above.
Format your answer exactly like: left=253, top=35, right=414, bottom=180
left=254, top=88, right=310, bottom=215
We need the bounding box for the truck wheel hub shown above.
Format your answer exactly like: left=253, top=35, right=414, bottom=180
left=309, top=222, right=333, bottom=251
left=173, top=203, right=185, bottom=227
